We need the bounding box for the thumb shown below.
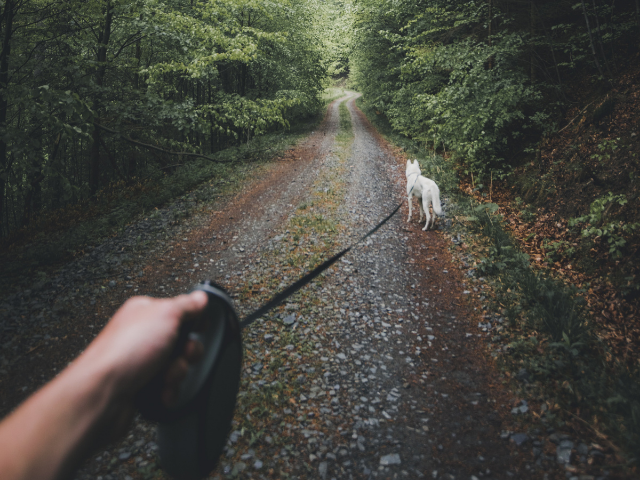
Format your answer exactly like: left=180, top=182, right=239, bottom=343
left=171, top=290, right=209, bottom=323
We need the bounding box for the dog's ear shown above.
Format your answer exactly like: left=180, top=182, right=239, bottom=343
left=406, top=159, right=411, bottom=167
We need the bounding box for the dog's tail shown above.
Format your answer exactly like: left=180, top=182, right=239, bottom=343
left=432, top=184, right=443, bottom=217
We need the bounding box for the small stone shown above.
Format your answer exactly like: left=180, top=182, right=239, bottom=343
left=253, top=460, right=263, bottom=469
left=319, top=461, right=328, bottom=479
left=510, top=433, right=529, bottom=446
left=264, top=334, right=274, bottom=343
left=283, top=314, right=296, bottom=326
left=557, top=440, right=574, bottom=464
left=337, top=353, right=347, bottom=360
left=119, top=452, right=131, bottom=461
left=232, top=462, right=247, bottom=474
left=108, top=280, right=116, bottom=288
left=379, top=453, right=401, bottom=465
left=252, top=362, right=263, bottom=373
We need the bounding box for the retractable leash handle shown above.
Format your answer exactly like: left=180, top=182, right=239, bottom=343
left=137, top=281, right=243, bottom=480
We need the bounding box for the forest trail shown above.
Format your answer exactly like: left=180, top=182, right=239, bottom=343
left=0, top=95, right=568, bottom=480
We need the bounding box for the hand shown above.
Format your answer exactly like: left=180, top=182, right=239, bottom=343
left=87, top=291, right=209, bottom=408
left=0, top=291, right=209, bottom=480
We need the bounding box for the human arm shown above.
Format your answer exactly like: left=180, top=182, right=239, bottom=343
left=0, top=291, right=208, bottom=480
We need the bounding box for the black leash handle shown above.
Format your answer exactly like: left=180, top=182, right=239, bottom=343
left=240, top=200, right=404, bottom=329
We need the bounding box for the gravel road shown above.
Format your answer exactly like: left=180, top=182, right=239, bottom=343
left=0, top=94, right=579, bottom=480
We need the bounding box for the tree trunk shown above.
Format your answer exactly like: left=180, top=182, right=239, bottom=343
left=580, top=0, right=605, bottom=77
left=0, top=0, right=14, bottom=236
left=530, top=0, right=535, bottom=82
left=591, top=0, right=613, bottom=76
left=134, top=17, right=142, bottom=90
left=90, top=1, right=114, bottom=197
left=21, top=173, right=44, bottom=226
left=487, top=0, right=494, bottom=69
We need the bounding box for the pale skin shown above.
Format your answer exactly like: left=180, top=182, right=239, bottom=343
left=0, top=291, right=208, bottom=480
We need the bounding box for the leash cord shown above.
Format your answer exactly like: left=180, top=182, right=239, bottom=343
left=240, top=200, right=405, bottom=329
left=240, top=174, right=420, bottom=330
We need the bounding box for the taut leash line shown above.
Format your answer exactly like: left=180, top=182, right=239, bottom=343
left=239, top=199, right=405, bottom=329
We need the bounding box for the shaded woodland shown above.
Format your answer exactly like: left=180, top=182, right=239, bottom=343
left=0, top=0, right=328, bottom=239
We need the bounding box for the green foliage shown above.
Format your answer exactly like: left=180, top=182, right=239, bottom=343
left=569, top=192, right=639, bottom=259
left=455, top=194, right=640, bottom=458
left=349, top=0, right=549, bottom=178
left=466, top=200, right=589, bottom=345
left=348, top=0, right=639, bottom=179
left=355, top=96, right=458, bottom=195
left=542, top=239, right=576, bottom=263
left=318, top=0, right=353, bottom=78
left=591, top=137, right=620, bottom=165
left=0, top=0, right=329, bottom=238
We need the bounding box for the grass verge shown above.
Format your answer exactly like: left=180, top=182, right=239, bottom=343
left=461, top=204, right=640, bottom=466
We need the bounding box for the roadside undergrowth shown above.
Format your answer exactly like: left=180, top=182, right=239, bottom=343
left=356, top=94, right=640, bottom=473
left=450, top=203, right=640, bottom=471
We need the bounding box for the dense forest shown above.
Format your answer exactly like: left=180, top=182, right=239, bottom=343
left=5, top=0, right=638, bottom=247
left=0, top=0, right=334, bottom=238
left=350, top=0, right=638, bottom=174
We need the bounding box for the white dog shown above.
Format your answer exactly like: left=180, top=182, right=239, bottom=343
left=406, top=159, right=442, bottom=231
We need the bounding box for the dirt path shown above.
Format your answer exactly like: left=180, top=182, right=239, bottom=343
left=0, top=94, right=570, bottom=480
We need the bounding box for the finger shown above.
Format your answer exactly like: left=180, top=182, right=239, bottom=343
left=170, top=291, right=208, bottom=323
left=162, top=386, right=179, bottom=408
left=164, top=357, right=189, bottom=388
left=184, top=338, right=204, bottom=364
left=162, top=357, right=190, bottom=407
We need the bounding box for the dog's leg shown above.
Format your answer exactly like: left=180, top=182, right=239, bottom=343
left=419, top=202, right=425, bottom=222
left=422, top=196, right=431, bottom=231
left=407, top=196, right=412, bottom=222
left=423, top=208, right=431, bottom=231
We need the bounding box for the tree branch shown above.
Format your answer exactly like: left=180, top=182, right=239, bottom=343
left=557, top=102, right=594, bottom=133
left=93, top=122, right=233, bottom=164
